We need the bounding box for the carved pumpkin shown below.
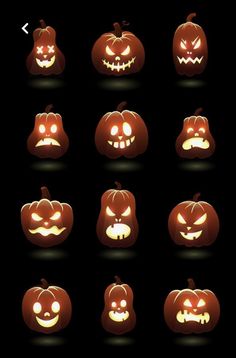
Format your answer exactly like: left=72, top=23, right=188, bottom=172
left=175, top=108, right=215, bottom=159
left=96, top=182, right=138, bottom=248
left=26, top=20, right=65, bottom=75
left=168, top=193, right=219, bottom=247
left=164, top=278, right=220, bottom=334
left=22, top=278, right=72, bottom=334
left=21, top=187, right=73, bottom=248
left=173, top=13, right=208, bottom=76
left=95, top=102, right=148, bottom=159
left=91, top=22, right=145, bottom=76
left=101, top=276, right=136, bottom=335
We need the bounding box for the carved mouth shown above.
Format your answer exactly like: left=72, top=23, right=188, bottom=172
left=177, top=56, right=203, bottom=64
left=176, top=310, right=210, bottom=324
left=182, top=137, right=210, bottom=150
left=108, top=311, right=129, bottom=322
left=102, top=57, right=136, bottom=72
left=36, top=138, right=60, bottom=147
left=29, top=226, right=66, bottom=237
left=180, top=230, right=202, bottom=240
left=36, top=55, right=56, bottom=68
left=108, top=136, right=135, bottom=149
left=106, top=223, right=131, bottom=240
left=36, top=314, right=59, bottom=328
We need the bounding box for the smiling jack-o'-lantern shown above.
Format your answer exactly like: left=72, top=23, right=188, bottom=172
left=26, top=20, right=65, bottom=75
left=27, top=104, right=69, bottom=159
left=164, top=278, right=220, bottom=334
left=22, top=278, right=72, bottom=334
left=168, top=193, right=219, bottom=247
left=92, top=22, right=145, bottom=76
left=101, top=276, right=136, bottom=335
left=97, top=182, right=138, bottom=248
left=21, top=187, right=73, bottom=248
left=95, top=102, right=148, bottom=159
left=173, top=13, right=208, bottom=76
left=175, top=108, right=215, bottom=159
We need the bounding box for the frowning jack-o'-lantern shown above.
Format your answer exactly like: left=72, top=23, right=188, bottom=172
left=95, top=102, right=148, bottom=159
left=22, top=278, right=72, bottom=334
left=168, top=193, right=219, bottom=247
left=21, top=187, right=73, bottom=248
left=164, top=278, right=220, bottom=334
left=173, top=13, right=208, bottom=76
left=175, top=108, right=215, bottom=159
left=96, top=182, right=138, bottom=248
left=27, top=104, right=69, bottom=159
left=101, top=276, right=136, bottom=335
left=26, top=20, right=65, bottom=75
left=92, top=22, right=145, bottom=76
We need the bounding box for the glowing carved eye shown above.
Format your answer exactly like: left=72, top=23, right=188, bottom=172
left=123, top=122, right=132, bottom=136
left=50, top=211, right=61, bottom=220
left=33, top=302, right=42, bottom=314
left=199, top=127, right=205, bottom=133
left=193, top=38, right=201, bottom=49
left=106, top=206, right=116, bottom=216
left=51, top=124, right=57, bottom=133
left=180, top=40, right=187, bottom=50
left=106, top=46, right=115, bottom=56
left=32, top=213, right=43, bottom=221
left=120, top=300, right=127, bottom=307
left=184, top=299, right=192, bottom=307
left=51, top=301, right=60, bottom=313
left=187, top=127, right=194, bottom=133
left=111, top=126, right=118, bottom=136
left=194, top=213, right=207, bottom=225
left=39, top=124, right=46, bottom=133
left=48, top=45, right=55, bottom=53
left=177, top=213, right=187, bottom=224
left=37, top=46, right=43, bottom=54
left=111, top=301, right=117, bottom=308
left=121, top=206, right=131, bottom=217
left=197, top=299, right=206, bottom=307
left=121, top=46, right=131, bottom=56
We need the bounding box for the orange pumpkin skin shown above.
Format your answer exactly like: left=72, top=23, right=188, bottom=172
left=164, top=279, right=220, bottom=334
left=26, top=20, right=65, bottom=75
left=92, top=22, right=145, bottom=76
left=176, top=108, right=215, bottom=159
left=21, top=187, right=73, bottom=248
left=173, top=13, right=208, bottom=77
left=22, top=279, right=72, bottom=334
left=101, top=276, right=136, bottom=335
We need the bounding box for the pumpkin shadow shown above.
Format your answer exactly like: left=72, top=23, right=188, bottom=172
left=29, top=248, right=69, bottom=260
left=103, top=336, right=135, bottom=346
left=98, top=249, right=137, bottom=260
left=103, top=160, right=144, bottom=172
left=30, top=160, right=67, bottom=171
left=27, top=78, right=66, bottom=90
left=29, top=336, right=67, bottom=347
left=177, top=160, right=215, bottom=172
left=175, top=79, right=207, bottom=88
left=175, top=249, right=213, bottom=260
left=97, top=78, right=141, bottom=91
left=173, top=335, right=212, bottom=347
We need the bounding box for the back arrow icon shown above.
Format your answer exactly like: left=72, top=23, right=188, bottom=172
left=22, top=23, right=29, bottom=34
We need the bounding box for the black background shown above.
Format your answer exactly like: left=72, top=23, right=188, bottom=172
left=8, top=0, right=232, bottom=355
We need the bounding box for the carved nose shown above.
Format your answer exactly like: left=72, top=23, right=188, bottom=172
left=44, top=312, right=50, bottom=317
left=115, top=56, right=120, bottom=61
left=195, top=133, right=199, bottom=137
left=193, top=309, right=197, bottom=312
left=44, top=222, right=49, bottom=226
left=43, top=55, right=47, bottom=58
left=118, top=136, right=123, bottom=140
left=115, top=218, right=121, bottom=223
left=117, top=307, right=121, bottom=311
left=187, top=227, right=191, bottom=231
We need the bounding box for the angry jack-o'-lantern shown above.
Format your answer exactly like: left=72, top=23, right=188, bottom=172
left=164, top=278, right=220, bottom=334
left=175, top=108, right=215, bottom=159
left=27, top=104, right=69, bottom=159
left=95, top=102, right=148, bottom=159
left=168, top=193, right=219, bottom=247
left=92, top=22, right=145, bottom=76
left=26, top=20, right=65, bottom=75
left=22, top=278, right=72, bottom=334
left=21, top=186, right=73, bottom=248
left=97, top=182, right=138, bottom=248
left=173, top=13, right=208, bottom=76
left=101, top=276, right=136, bottom=335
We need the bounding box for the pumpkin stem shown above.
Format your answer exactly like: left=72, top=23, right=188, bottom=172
left=41, top=186, right=51, bottom=200
left=40, top=278, right=49, bottom=289
left=193, top=193, right=201, bottom=202
left=114, top=276, right=122, bottom=285
left=115, top=181, right=122, bottom=190
left=187, top=278, right=196, bottom=290
left=194, top=107, right=203, bottom=116
left=113, top=22, right=122, bottom=37
left=45, top=104, right=53, bottom=113
left=117, top=102, right=127, bottom=112
left=39, top=19, right=47, bottom=29
left=186, top=13, right=196, bottom=22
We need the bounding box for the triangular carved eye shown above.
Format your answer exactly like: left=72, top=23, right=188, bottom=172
left=106, top=206, right=116, bottom=216
left=197, top=299, right=206, bottom=307
left=121, top=206, right=131, bottom=217
left=180, top=40, right=187, bottom=50
left=177, top=213, right=186, bottom=224
left=121, top=46, right=130, bottom=56
left=106, top=46, right=115, bottom=56
left=32, top=213, right=43, bottom=221
left=194, top=213, right=207, bottom=225
left=183, top=299, right=192, bottom=307
left=50, top=211, right=61, bottom=220
left=192, top=37, right=201, bottom=49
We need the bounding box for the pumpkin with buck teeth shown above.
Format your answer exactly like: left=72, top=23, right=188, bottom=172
left=21, top=187, right=73, bottom=248
left=91, top=22, right=145, bottom=76
left=164, top=278, right=220, bottom=334
left=95, top=102, right=148, bottom=159
left=22, top=278, right=72, bottom=334
left=101, top=276, right=136, bottom=335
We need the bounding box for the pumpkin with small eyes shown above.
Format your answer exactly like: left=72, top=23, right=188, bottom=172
left=168, top=193, right=219, bottom=247
left=164, top=278, right=220, bottom=334
left=27, top=104, right=69, bottom=159
left=101, top=276, right=136, bottom=335
left=26, top=19, right=65, bottom=75
left=96, top=182, right=138, bottom=248
left=21, top=187, right=73, bottom=248
left=92, top=22, right=145, bottom=76
left=22, top=278, right=72, bottom=334
left=95, top=102, right=148, bottom=159
left=175, top=108, right=215, bottom=159
left=173, top=13, right=208, bottom=76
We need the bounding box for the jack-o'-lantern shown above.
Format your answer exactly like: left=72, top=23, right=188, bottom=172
left=175, top=108, right=215, bottom=159
left=173, top=13, right=208, bottom=76
left=101, top=276, right=136, bottom=335
left=26, top=20, right=65, bottom=75
left=95, top=102, right=148, bottom=159
left=22, top=278, right=72, bottom=334
left=92, top=22, right=145, bottom=76
left=168, top=193, right=219, bottom=247
left=27, top=104, right=69, bottom=159
left=21, top=186, right=73, bottom=248
left=96, top=182, right=138, bottom=248
left=164, top=278, right=220, bottom=334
